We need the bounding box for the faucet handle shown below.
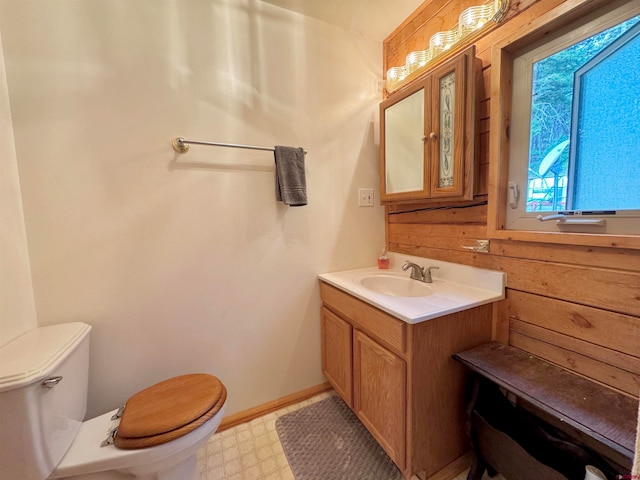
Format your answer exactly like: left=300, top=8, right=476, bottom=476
left=423, top=265, right=439, bottom=282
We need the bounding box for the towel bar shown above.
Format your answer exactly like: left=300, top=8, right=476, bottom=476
left=172, top=137, right=307, bottom=155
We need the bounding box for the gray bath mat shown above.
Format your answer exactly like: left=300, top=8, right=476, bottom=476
left=275, top=395, right=403, bottom=480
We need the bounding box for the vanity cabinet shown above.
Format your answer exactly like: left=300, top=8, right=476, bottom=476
left=380, top=46, right=477, bottom=203
left=354, top=330, right=406, bottom=467
left=320, top=281, right=492, bottom=479
left=321, top=307, right=353, bottom=406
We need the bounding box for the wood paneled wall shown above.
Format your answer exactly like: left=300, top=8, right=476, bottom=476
left=383, top=0, right=640, bottom=399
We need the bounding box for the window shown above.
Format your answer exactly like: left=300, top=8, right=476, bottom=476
left=506, top=3, right=640, bottom=235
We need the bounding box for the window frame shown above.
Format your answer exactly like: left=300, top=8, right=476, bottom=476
left=487, top=0, right=640, bottom=250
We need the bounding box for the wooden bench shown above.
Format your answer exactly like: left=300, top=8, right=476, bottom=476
left=453, top=341, right=638, bottom=480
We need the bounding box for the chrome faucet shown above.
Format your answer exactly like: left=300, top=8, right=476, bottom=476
left=402, top=261, right=439, bottom=283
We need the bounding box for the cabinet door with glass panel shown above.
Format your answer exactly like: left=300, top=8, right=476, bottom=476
left=380, top=46, right=476, bottom=203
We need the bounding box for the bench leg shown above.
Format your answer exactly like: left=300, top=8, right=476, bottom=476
left=467, top=453, right=487, bottom=480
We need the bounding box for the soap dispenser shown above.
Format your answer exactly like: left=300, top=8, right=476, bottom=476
left=378, top=247, right=390, bottom=269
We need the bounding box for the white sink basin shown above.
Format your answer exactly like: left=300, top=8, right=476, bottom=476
left=359, top=274, right=433, bottom=297
left=319, top=255, right=506, bottom=324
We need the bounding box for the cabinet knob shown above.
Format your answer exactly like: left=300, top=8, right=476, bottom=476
left=421, top=135, right=427, bottom=142
left=429, top=132, right=437, bottom=139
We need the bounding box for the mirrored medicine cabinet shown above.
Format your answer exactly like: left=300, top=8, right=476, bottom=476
left=380, top=46, right=478, bottom=204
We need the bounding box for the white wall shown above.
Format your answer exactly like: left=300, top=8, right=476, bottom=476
left=0, top=31, right=37, bottom=346
left=0, top=0, right=385, bottom=418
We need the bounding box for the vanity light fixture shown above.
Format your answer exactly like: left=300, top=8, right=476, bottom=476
left=385, top=0, right=510, bottom=93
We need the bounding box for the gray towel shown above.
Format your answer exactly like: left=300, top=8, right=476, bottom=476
left=274, top=145, right=307, bottom=206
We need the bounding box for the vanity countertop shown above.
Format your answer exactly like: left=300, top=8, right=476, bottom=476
left=319, top=253, right=506, bottom=324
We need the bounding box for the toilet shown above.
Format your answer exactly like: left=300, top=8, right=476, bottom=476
left=0, top=322, right=227, bottom=480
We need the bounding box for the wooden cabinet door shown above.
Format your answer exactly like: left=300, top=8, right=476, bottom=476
left=353, top=330, right=406, bottom=470
left=321, top=307, right=353, bottom=406
left=428, top=46, right=475, bottom=199
left=380, top=80, right=430, bottom=203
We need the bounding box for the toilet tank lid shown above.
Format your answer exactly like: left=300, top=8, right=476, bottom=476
left=0, top=322, right=91, bottom=392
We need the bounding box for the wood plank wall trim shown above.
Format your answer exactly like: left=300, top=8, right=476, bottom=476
left=501, top=260, right=640, bottom=317
left=490, top=239, right=640, bottom=272
left=506, top=290, right=640, bottom=359
left=507, top=291, right=640, bottom=397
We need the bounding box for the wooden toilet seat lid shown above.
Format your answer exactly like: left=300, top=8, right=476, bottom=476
left=114, top=373, right=226, bottom=449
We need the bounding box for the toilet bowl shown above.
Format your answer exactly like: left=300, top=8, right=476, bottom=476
left=0, top=322, right=227, bottom=480
left=48, top=403, right=225, bottom=480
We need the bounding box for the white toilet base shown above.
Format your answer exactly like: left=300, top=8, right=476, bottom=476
left=57, top=453, right=198, bottom=480
left=121, top=452, right=198, bottom=480
left=49, top=405, right=225, bottom=480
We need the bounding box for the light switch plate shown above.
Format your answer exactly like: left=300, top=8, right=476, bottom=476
left=358, top=188, right=374, bottom=207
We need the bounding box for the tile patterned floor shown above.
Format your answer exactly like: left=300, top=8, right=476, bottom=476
left=197, top=390, right=504, bottom=480
left=197, top=391, right=333, bottom=480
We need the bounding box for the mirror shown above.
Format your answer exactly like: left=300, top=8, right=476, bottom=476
left=383, top=88, right=424, bottom=195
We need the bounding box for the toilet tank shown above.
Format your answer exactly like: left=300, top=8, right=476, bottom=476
left=0, top=322, right=91, bottom=480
